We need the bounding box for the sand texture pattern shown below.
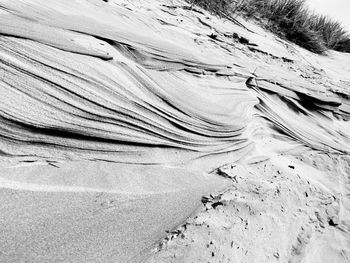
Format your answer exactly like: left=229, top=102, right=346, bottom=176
left=0, top=0, right=350, bottom=262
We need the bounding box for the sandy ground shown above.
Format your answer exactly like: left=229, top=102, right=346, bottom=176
left=0, top=0, right=350, bottom=262
left=0, top=163, right=229, bottom=262
left=147, top=150, right=350, bottom=262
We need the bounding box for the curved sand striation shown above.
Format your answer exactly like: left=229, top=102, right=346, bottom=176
left=0, top=0, right=349, bottom=163
left=1, top=0, right=350, bottom=262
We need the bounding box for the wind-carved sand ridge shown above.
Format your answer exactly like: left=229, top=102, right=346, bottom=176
left=0, top=0, right=350, bottom=262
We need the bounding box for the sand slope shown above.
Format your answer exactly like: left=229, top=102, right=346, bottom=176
left=0, top=0, right=350, bottom=262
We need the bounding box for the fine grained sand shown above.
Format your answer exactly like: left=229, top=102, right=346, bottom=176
left=0, top=162, right=229, bottom=262
left=0, top=0, right=350, bottom=262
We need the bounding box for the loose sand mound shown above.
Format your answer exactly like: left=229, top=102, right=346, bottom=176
left=0, top=0, right=350, bottom=262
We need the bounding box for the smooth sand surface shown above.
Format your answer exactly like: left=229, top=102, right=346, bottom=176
left=0, top=162, right=229, bottom=262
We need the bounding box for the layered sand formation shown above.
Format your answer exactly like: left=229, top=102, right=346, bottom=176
left=0, top=0, right=349, bottom=262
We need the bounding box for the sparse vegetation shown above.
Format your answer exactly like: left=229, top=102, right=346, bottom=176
left=189, top=0, right=350, bottom=54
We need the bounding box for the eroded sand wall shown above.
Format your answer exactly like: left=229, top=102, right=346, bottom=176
left=1, top=0, right=350, bottom=262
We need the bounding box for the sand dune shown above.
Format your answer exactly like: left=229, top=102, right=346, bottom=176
left=0, top=0, right=350, bottom=262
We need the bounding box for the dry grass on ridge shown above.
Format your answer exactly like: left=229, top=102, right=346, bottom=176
left=189, top=0, right=350, bottom=54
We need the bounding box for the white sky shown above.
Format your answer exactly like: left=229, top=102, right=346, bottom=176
left=307, top=0, right=350, bottom=32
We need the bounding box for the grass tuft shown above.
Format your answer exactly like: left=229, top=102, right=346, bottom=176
left=189, top=0, right=350, bottom=54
